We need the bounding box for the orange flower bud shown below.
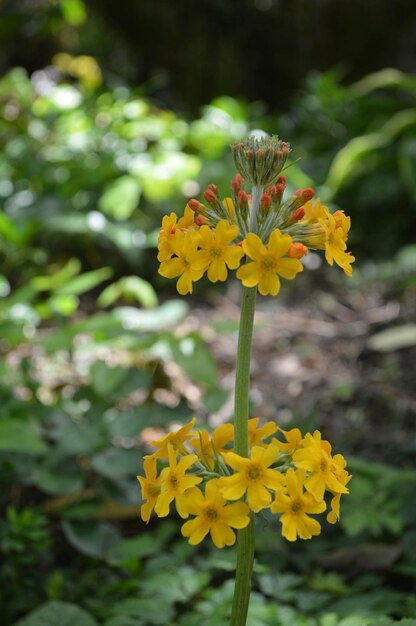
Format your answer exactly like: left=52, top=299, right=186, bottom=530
left=231, top=173, right=244, bottom=192
left=260, top=193, right=272, bottom=211
left=188, top=199, right=203, bottom=211
left=302, top=187, right=315, bottom=201
left=238, top=189, right=248, bottom=207
left=292, top=207, right=305, bottom=221
left=277, top=176, right=286, bottom=187
left=288, top=243, right=308, bottom=259
left=195, top=215, right=207, bottom=226
left=203, top=189, right=217, bottom=205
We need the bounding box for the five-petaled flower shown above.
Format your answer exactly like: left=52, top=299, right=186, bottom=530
left=181, top=479, right=251, bottom=548
left=271, top=468, right=326, bottom=541
left=220, top=445, right=284, bottom=511
left=236, top=230, right=303, bottom=296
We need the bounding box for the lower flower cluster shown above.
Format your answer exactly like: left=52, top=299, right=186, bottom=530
left=137, top=418, right=351, bottom=547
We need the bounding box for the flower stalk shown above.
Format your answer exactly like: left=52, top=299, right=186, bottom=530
left=141, top=133, right=354, bottom=626
left=230, top=284, right=257, bottom=625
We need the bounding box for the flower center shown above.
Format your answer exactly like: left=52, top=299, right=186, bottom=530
left=168, top=473, right=178, bottom=488
left=262, top=256, right=276, bottom=271
left=291, top=498, right=303, bottom=513
left=320, top=459, right=328, bottom=472
left=246, top=463, right=262, bottom=481
left=210, top=247, right=222, bottom=258
left=205, top=507, right=219, bottom=520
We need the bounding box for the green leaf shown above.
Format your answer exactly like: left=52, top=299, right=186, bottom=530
left=62, top=520, right=122, bottom=559
left=90, top=447, right=139, bottom=479
left=34, top=466, right=85, bottom=495
left=90, top=361, right=128, bottom=396
left=107, top=534, right=163, bottom=566
left=56, top=268, right=113, bottom=295
left=98, top=276, right=157, bottom=308
left=31, top=259, right=81, bottom=291
left=99, top=176, right=141, bottom=220
left=107, top=598, right=174, bottom=626
left=13, top=601, right=97, bottom=626
left=0, top=419, right=46, bottom=454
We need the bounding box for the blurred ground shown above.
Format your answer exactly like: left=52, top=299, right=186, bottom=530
left=180, top=266, right=416, bottom=466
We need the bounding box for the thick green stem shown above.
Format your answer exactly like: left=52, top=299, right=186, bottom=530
left=230, top=285, right=257, bottom=626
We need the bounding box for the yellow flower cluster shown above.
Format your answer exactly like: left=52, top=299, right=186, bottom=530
left=157, top=172, right=355, bottom=295
left=137, top=417, right=351, bottom=546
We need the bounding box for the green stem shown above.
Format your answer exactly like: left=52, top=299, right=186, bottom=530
left=230, top=285, right=257, bottom=626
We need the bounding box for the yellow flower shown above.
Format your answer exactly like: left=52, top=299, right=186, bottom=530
left=272, top=426, right=303, bottom=455
left=149, top=417, right=196, bottom=460
left=223, top=197, right=236, bottom=223
left=157, top=206, right=195, bottom=262
left=155, top=444, right=202, bottom=518
left=158, top=231, right=206, bottom=294
left=137, top=456, right=162, bottom=523
left=192, top=220, right=244, bottom=283
left=302, top=198, right=330, bottom=224
left=220, top=445, right=284, bottom=512
left=332, top=210, right=351, bottom=241
left=293, top=431, right=350, bottom=502
left=181, top=478, right=250, bottom=548
left=247, top=417, right=278, bottom=447
left=319, top=213, right=355, bottom=276
left=190, top=423, right=234, bottom=470
left=271, top=468, right=326, bottom=541
left=326, top=453, right=352, bottom=524
left=237, top=230, right=303, bottom=296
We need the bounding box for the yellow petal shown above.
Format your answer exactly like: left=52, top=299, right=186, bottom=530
left=275, top=258, right=303, bottom=280
left=210, top=521, right=236, bottom=548
left=236, top=262, right=262, bottom=287
left=267, top=229, right=292, bottom=257
left=181, top=517, right=210, bottom=545
left=215, top=219, right=238, bottom=246
left=258, top=271, right=280, bottom=296
left=242, top=233, right=266, bottom=261
left=208, top=258, right=228, bottom=282
left=222, top=246, right=244, bottom=269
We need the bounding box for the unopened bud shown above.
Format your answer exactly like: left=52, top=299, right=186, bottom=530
left=260, top=193, right=272, bottom=212
left=207, top=183, right=218, bottom=194
left=188, top=199, right=203, bottom=211
left=288, top=243, right=308, bottom=259
left=231, top=173, right=244, bottom=192
left=277, top=176, right=286, bottom=187
left=292, top=207, right=305, bottom=222
left=195, top=215, right=207, bottom=226
left=237, top=189, right=248, bottom=208
left=302, top=187, right=315, bottom=201
left=231, top=135, right=290, bottom=186
left=203, top=188, right=217, bottom=205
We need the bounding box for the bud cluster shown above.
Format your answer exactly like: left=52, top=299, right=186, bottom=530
left=157, top=135, right=355, bottom=295
left=232, top=135, right=290, bottom=187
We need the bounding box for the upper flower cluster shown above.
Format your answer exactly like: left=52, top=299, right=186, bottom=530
left=157, top=136, right=355, bottom=295
left=137, top=417, right=351, bottom=546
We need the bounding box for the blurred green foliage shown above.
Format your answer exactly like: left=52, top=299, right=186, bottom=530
left=1, top=52, right=416, bottom=626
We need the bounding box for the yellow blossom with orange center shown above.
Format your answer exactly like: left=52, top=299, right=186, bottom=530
left=220, top=444, right=284, bottom=512
left=192, top=219, right=244, bottom=283
left=181, top=478, right=250, bottom=548
left=237, top=230, right=303, bottom=296
left=271, top=468, right=326, bottom=541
